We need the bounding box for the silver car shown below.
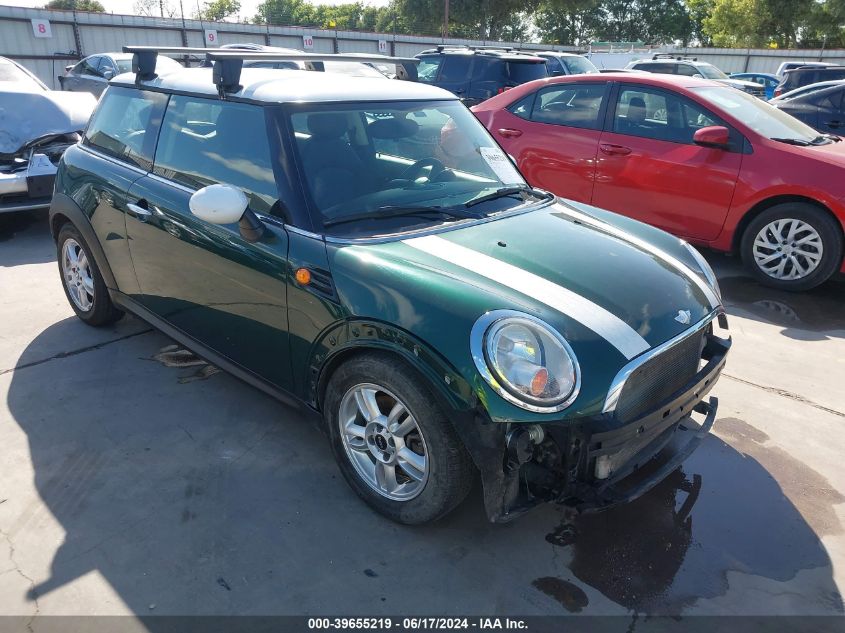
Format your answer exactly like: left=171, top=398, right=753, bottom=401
left=60, top=53, right=182, bottom=96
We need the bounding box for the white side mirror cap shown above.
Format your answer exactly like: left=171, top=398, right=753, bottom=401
left=189, top=184, right=248, bottom=225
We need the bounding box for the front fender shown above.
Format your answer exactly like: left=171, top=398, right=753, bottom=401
left=49, top=191, right=118, bottom=290
left=309, top=318, right=476, bottom=414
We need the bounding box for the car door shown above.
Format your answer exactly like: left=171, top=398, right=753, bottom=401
left=591, top=83, right=743, bottom=241
left=490, top=82, right=607, bottom=203
left=125, top=95, right=293, bottom=389
left=817, top=88, right=845, bottom=135
left=436, top=54, right=473, bottom=100
left=79, top=56, right=107, bottom=95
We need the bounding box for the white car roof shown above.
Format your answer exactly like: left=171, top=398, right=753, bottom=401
left=111, top=66, right=457, bottom=103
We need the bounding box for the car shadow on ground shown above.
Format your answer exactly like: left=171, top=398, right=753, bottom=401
left=0, top=210, right=55, bottom=267
left=703, top=250, right=845, bottom=341
left=4, top=317, right=843, bottom=617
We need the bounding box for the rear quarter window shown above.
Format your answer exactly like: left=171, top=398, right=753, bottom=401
left=83, top=86, right=167, bottom=170
left=506, top=61, right=547, bottom=84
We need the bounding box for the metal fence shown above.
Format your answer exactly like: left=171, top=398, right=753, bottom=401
left=3, top=4, right=845, bottom=89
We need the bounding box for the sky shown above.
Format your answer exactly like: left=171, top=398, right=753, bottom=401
left=0, top=0, right=391, bottom=21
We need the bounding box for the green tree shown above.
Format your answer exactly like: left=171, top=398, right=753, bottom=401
left=44, top=0, right=105, bottom=10
left=196, top=0, right=241, bottom=21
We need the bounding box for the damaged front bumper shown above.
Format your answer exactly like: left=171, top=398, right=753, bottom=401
left=0, top=134, right=79, bottom=213
left=466, top=319, right=730, bottom=523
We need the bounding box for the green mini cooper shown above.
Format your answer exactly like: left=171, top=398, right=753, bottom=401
left=50, top=48, right=730, bottom=524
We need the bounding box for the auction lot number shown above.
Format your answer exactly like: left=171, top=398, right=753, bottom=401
left=308, top=618, right=527, bottom=630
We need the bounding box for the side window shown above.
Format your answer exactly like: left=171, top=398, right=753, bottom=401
left=529, top=84, right=605, bottom=130
left=508, top=93, right=535, bottom=120
left=819, top=89, right=844, bottom=110
left=544, top=56, right=564, bottom=76
left=83, top=86, right=167, bottom=170
left=675, top=64, right=701, bottom=77
left=80, top=56, right=101, bottom=76
left=614, top=86, right=721, bottom=144
left=416, top=56, right=442, bottom=83
left=153, top=96, right=277, bottom=214
left=439, top=55, right=472, bottom=82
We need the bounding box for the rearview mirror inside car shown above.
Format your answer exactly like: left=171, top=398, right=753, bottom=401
left=693, top=125, right=730, bottom=148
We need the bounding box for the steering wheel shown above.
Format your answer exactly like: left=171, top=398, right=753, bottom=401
left=400, top=157, right=446, bottom=183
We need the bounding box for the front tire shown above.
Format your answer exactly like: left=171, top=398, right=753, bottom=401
left=741, top=203, right=843, bottom=291
left=56, top=223, right=123, bottom=326
left=324, top=353, right=474, bottom=524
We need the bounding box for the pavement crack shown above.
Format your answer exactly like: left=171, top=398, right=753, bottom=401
left=0, top=329, right=152, bottom=375
left=0, top=527, right=39, bottom=630
left=722, top=373, right=845, bottom=418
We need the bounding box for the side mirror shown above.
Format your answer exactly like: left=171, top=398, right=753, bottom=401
left=190, top=184, right=265, bottom=242
left=692, top=73, right=703, bottom=79
left=64, top=64, right=74, bottom=72
left=693, top=125, right=731, bottom=148
left=102, top=68, right=114, bottom=80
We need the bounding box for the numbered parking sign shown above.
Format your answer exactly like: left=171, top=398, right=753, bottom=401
left=204, top=29, right=218, bottom=46
left=302, top=35, right=314, bottom=50
left=378, top=40, right=388, bottom=54
left=31, top=19, right=52, bottom=39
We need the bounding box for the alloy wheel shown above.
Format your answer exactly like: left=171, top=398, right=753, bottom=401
left=61, top=238, right=95, bottom=311
left=752, top=218, right=823, bottom=281
left=338, top=383, right=429, bottom=501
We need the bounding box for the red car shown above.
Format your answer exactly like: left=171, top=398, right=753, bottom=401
left=471, top=73, right=845, bottom=291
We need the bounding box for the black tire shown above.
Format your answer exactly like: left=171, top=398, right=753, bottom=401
left=324, top=352, right=475, bottom=524
left=56, top=223, right=123, bottom=326
left=740, top=203, right=843, bottom=292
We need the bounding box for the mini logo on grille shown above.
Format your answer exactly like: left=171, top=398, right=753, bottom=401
left=674, top=309, right=692, bottom=325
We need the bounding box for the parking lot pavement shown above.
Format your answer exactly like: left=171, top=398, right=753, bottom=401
left=1, top=209, right=844, bottom=618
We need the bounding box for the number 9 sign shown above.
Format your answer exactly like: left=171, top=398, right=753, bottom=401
left=204, top=29, right=218, bottom=46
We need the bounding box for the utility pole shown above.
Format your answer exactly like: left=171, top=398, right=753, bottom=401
left=443, top=0, right=449, bottom=41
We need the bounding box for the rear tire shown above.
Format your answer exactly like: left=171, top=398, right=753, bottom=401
left=740, top=203, right=842, bottom=291
left=324, top=352, right=474, bottom=524
left=56, top=223, right=123, bottom=326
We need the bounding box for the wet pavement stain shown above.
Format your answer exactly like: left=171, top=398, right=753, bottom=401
left=545, top=428, right=845, bottom=615
left=149, top=344, right=221, bottom=383
left=0, top=210, right=37, bottom=242
left=531, top=577, right=589, bottom=612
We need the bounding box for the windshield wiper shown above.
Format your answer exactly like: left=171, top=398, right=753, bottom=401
left=770, top=137, right=812, bottom=146
left=812, top=134, right=840, bottom=144
left=464, top=185, right=543, bottom=208
left=323, top=205, right=479, bottom=228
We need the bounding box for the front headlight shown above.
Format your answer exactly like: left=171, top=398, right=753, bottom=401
left=683, top=241, right=721, bottom=300
left=471, top=311, right=580, bottom=413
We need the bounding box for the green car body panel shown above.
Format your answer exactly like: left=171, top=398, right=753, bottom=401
left=50, top=61, right=729, bottom=522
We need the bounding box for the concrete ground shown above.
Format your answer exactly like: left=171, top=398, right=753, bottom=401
left=1, top=209, right=844, bottom=620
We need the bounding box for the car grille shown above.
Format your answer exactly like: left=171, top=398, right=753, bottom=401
left=614, top=325, right=709, bottom=422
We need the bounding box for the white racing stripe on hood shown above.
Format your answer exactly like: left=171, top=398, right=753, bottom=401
left=556, top=204, right=721, bottom=309
left=402, top=234, right=650, bottom=360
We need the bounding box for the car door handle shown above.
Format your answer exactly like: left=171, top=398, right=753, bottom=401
left=599, top=143, right=632, bottom=156
left=127, top=201, right=151, bottom=218
left=497, top=128, right=523, bottom=138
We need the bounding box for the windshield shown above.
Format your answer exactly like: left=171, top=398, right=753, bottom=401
left=561, top=56, right=598, bottom=75
left=692, top=86, right=820, bottom=142
left=0, top=58, right=46, bottom=90
left=696, top=64, right=729, bottom=80
left=287, top=100, right=532, bottom=236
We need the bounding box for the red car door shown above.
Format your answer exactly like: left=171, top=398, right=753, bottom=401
left=487, top=83, right=607, bottom=204
left=592, top=84, right=743, bottom=241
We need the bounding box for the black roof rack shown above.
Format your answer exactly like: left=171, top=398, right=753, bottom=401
left=651, top=53, right=698, bottom=61
left=122, top=45, right=420, bottom=97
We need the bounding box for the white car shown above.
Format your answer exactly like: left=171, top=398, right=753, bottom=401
left=0, top=57, right=95, bottom=213
left=775, top=61, right=835, bottom=78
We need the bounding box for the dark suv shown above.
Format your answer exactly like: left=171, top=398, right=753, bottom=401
left=415, top=45, right=547, bottom=105
left=774, top=65, right=845, bottom=98
left=627, top=55, right=765, bottom=98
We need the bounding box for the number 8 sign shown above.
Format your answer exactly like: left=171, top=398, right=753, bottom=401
left=31, top=19, right=53, bottom=38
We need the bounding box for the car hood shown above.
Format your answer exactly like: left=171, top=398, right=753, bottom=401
left=0, top=88, right=95, bottom=154
left=329, top=199, right=720, bottom=400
